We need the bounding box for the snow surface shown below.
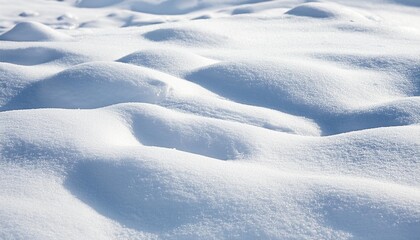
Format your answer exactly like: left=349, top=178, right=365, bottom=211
left=0, top=0, right=419, bottom=239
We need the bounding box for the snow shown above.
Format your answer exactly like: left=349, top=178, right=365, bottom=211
left=117, top=48, right=218, bottom=76
left=0, top=0, right=419, bottom=239
left=0, top=21, right=71, bottom=42
left=284, top=2, right=370, bottom=20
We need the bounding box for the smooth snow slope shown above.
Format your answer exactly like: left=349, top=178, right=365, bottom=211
left=0, top=0, right=419, bottom=239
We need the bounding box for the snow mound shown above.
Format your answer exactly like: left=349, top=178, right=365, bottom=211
left=61, top=153, right=420, bottom=239
left=187, top=59, right=418, bottom=135
left=0, top=63, right=52, bottom=108
left=143, top=27, right=228, bottom=46
left=3, top=62, right=213, bottom=110
left=285, top=2, right=368, bottom=20
left=113, top=103, right=255, bottom=160
left=0, top=21, right=71, bottom=42
left=187, top=60, right=407, bottom=117
left=117, top=48, right=217, bottom=76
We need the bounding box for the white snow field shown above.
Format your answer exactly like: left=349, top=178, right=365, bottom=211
left=0, top=0, right=419, bottom=239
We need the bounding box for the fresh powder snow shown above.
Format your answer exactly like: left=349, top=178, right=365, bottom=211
left=0, top=0, right=419, bottom=239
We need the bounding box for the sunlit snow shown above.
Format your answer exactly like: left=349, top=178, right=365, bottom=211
left=0, top=0, right=419, bottom=239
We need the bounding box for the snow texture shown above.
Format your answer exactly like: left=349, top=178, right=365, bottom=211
left=0, top=0, right=419, bottom=239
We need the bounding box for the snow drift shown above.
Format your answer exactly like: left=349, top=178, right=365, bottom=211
left=0, top=21, right=71, bottom=42
left=0, top=0, right=419, bottom=239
